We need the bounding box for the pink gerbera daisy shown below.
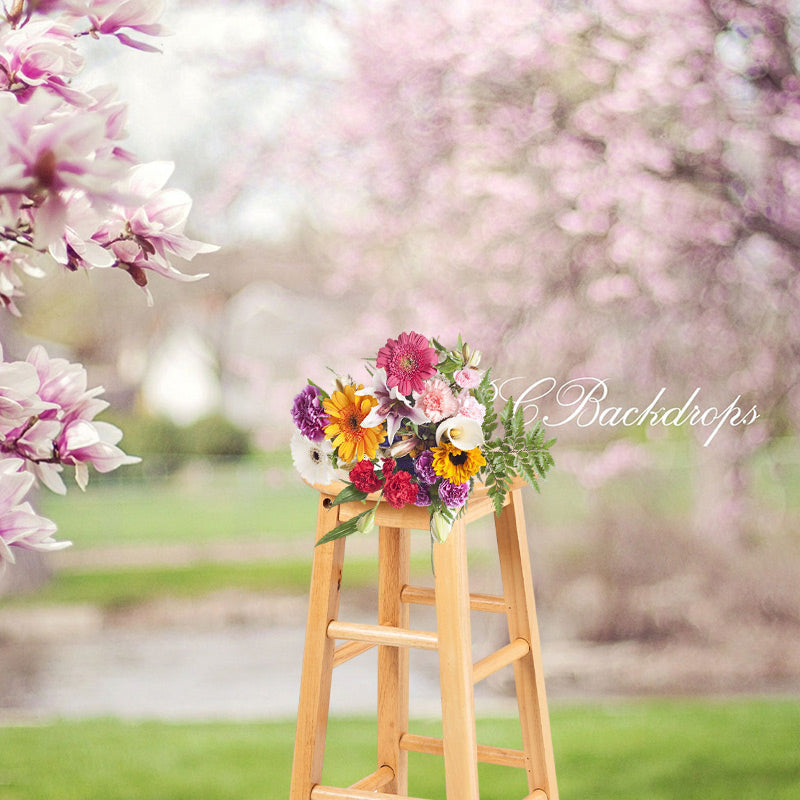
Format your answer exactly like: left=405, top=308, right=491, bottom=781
left=376, top=331, right=438, bottom=396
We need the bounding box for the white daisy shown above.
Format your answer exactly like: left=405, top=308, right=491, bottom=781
left=290, top=430, right=337, bottom=485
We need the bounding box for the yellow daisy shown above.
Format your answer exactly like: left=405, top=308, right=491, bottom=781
left=323, top=384, right=383, bottom=463
left=431, top=443, right=486, bottom=484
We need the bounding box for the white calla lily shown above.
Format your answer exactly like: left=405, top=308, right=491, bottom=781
left=435, top=415, right=484, bottom=450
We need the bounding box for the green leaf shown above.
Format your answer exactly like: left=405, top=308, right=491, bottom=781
left=437, top=355, right=462, bottom=376
left=329, top=484, right=370, bottom=507
left=307, top=379, right=329, bottom=399
left=315, top=507, right=376, bottom=545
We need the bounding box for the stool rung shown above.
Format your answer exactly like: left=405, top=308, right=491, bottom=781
left=400, top=585, right=507, bottom=613
left=348, top=765, right=394, bottom=790
left=472, top=637, right=530, bottom=684
left=399, top=733, right=527, bottom=768
left=327, top=620, right=438, bottom=650
left=332, top=640, right=375, bottom=668
left=311, top=786, right=429, bottom=800
left=525, top=791, right=548, bottom=800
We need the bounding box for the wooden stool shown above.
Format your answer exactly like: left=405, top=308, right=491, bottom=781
left=289, top=479, right=558, bottom=800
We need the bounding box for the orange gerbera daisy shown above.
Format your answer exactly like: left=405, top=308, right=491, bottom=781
left=323, top=384, right=384, bottom=463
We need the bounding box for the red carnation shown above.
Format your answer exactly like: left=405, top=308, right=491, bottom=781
left=383, top=470, right=418, bottom=509
left=381, top=458, right=396, bottom=478
left=349, top=459, right=383, bottom=493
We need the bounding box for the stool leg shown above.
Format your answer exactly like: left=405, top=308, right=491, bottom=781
left=377, top=525, right=410, bottom=794
left=290, top=496, right=346, bottom=800
left=433, top=517, right=480, bottom=800
left=495, top=489, right=559, bottom=800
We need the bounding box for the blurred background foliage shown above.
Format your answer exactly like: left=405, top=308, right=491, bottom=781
left=1, top=0, right=799, bottom=697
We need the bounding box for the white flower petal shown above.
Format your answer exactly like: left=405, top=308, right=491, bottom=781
left=435, top=415, right=485, bottom=450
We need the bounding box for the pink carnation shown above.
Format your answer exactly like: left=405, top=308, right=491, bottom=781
left=454, top=368, right=482, bottom=389
left=418, top=378, right=458, bottom=422
left=458, top=394, right=486, bottom=423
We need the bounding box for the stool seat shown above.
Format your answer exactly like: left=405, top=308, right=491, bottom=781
left=289, top=480, right=558, bottom=800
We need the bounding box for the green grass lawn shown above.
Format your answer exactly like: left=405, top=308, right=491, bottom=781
left=33, top=455, right=598, bottom=552
left=3, top=554, right=448, bottom=609
left=0, top=701, right=797, bottom=799
left=37, top=459, right=318, bottom=550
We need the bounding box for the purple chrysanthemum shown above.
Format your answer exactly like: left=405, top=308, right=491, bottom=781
left=438, top=479, right=470, bottom=509
left=414, top=449, right=437, bottom=485
left=291, top=384, right=329, bottom=442
left=414, top=484, right=432, bottom=507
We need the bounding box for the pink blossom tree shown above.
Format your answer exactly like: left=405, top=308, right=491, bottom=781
left=0, top=0, right=216, bottom=565
left=236, top=0, right=798, bottom=542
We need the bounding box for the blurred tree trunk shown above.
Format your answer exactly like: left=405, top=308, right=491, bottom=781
left=692, top=441, right=751, bottom=551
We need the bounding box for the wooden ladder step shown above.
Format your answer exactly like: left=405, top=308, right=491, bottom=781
left=311, top=786, right=430, bottom=800
left=525, top=792, right=548, bottom=800
left=332, top=640, right=375, bottom=668
left=400, top=585, right=507, bottom=613
left=472, top=637, right=530, bottom=684
left=399, top=733, right=527, bottom=768
left=327, top=620, right=438, bottom=650
left=348, top=765, right=395, bottom=790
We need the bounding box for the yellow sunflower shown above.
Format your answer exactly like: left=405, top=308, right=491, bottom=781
left=431, top=442, right=486, bottom=484
left=323, top=384, right=383, bottom=463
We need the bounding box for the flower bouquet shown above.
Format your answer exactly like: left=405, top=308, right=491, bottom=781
left=290, top=332, right=555, bottom=544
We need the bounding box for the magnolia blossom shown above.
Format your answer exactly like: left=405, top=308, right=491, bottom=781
left=0, top=19, right=87, bottom=104
left=57, top=419, right=140, bottom=490
left=86, top=0, right=170, bottom=52
left=48, top=193, right=116, bottom=270
left=95, top=161, right=216, bottom=294
left=0, top=242, right=46, bottom=315
left=25, top=344, right=138, bottom=490
left=26, top=344, right=107, bottom=424
left=0, top=345, right=52, bottom=430
left=1, top=344, right=139, bottom=494
left=0, top=3, right=211, bottom=305
left=0, top=457, right=69, bottom=566
left=0, top=93, right=128, bottom=249
left=0, top=0, right=212, bottom=565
